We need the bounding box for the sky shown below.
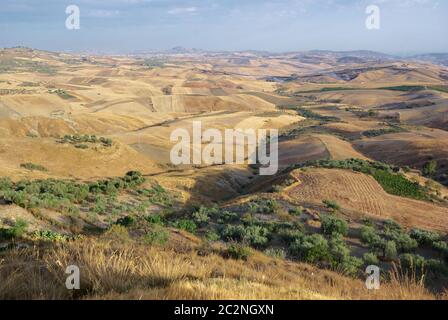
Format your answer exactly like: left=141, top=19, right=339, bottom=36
left=0, top=0, right=447, bottom=54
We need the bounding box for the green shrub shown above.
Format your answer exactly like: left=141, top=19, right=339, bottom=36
left=145, top=214, right=165, bottom=226
left=400, top=253, right=426, bottom=270
left=0, top=219, right=28, bottom=239
left=220, top=224, right=270, bottom=248
left=322, top=199, right=340, bottom=211
left=33, top=230, right=70, bottom=242
left=205, top=231, right=220, bottom=241
left=288, top=207, right=303, bottom=216
left=360, top=226, right=385, bottom=252
left=192, top=206, right=216, bottom=226
left=116, top=215, right=136, bottom=227
left=248, top=198, right=278, bottom=214
left=217, top=211, right=238, bottom=223
left=382, top=222, right=417, bottom=253
left=290, top=234, right=329, bottom=263
left=410, top=228, right=441, bottom=246
left=327, top=233, right=363, bottom=276
left=422, top=160, right=437, bottom=177
left=363, top=252, right=379, bottom=265
left=20, top=163, right=48, bottom=172
left=321, top=215, right=348, bottom=236
left=143, top=226, right=169, bottom=245
left=172, top=219, right=197, bottom=233
left=384, top=241, right=398, bottom=260
left=278, top=229, right=304, bottom=243
left=226, top=244, right=251, bottom=261
left=264, top=248, right=286, bottom=259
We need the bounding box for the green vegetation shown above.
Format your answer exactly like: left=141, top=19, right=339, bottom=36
left=362, top=126, right=406, bottom=138
left=0, top=172, right=173, bottom=220
left=298, top=159, right=431, bottom=201
left=0, top=219, right=28, bottom=240
left=33, top=230, right=72, bottom=242
left=379, top=86, right=427, bottom=92
left=20, top=163, right=48, bottom=172
left=363, top=252, right=379, bottom=265
left=59, top=134, right=113, bottom=148
left=226, top=244, right=252, bottom=261
left=142, top=59, right=166, bottom=69
left=48, top=89, right=76, bottom=100
left=247, top=198, right=279, bottom=214
left=220, top=224, right=270, bottom=248
left=294, top=108, right=340, bottom=122
left=289, top=234, right=329, bottom=263
left=143, top=226, right=169, bottom=245
left=0, top=58, right=55, bottom=74
left=422, top=160, right=437, bottom=177
left=410, top=228, right=441, bottom=246
left=322, top=199, right=341, bottom=211
left=171, top=219, right=197, bottom=233
left=321, top=215, right=348, bottom=236
left=264, top=248, right=286, bottom=259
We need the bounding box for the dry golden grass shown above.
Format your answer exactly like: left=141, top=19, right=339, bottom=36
left=0, top=238, right=443, bottom=300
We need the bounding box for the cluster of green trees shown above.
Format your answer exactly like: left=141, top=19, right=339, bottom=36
left=359, top=219, right=448, bottom=275
left=59, top=134, right=113, bottom=148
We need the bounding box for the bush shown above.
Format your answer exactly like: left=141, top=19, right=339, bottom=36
left=382, top=222, right=417, bottom=253
left=171, top=219, right=197, bottom=233
left=217, top=211, right=238, bottom=223
left=322, top=199, right=340, bottom=211
left=422, top=160, right=437, bottom=177
left=0, top=219, right=28, bottom=239
left=410, top=228, right=440, bottom=246
left=363, top=252, right=379, bottom=265
left=384, top=241, right=398, bottom=260
left=278, top=229, right=304, bottom=243
left=192, top=206, right=216, bottom=226
left=145, top=214, right=165, bottom=226
left=288, top=207, right=303, bottom=216
left=226, top=244, right=251, bottom=261
left=33, top=230, right=70, bottom=242
left=400, top=254, right=426, bottom=270
left=264, top=248, right=286, bottom=259
left=321, top=215, right=348, bottom=236
left=360, top=226, right=385, bottom=252
left=20, top=163, right=48, bottom=172
left=290, top=234, right=329, bottom=263
left=244, top=225, right=270, bottom=248
left=248, top=198, right=279, bottom=214
left=143, top=226, right=169, bottom=245
left=116, top=215, right=136, bottom=227
left=220, top=224, right=270, bottom=248
left=205, top=231, right=220, bottom=241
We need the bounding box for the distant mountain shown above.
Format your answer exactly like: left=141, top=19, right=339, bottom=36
left=410, top=53, right=448, bottom=66
left=165, top=46, right=204, bottom=54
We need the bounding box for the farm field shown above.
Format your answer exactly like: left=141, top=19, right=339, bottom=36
left=1, top=47, right=448, bottom=300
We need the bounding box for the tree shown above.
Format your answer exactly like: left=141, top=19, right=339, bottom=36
left=422, top=160, right=437, bottom=177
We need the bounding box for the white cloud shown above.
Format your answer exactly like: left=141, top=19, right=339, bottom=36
left=167, top=7, right=198, bottom=15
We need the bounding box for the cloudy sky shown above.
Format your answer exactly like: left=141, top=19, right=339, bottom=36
left=0, top=0, right=446, bottom=54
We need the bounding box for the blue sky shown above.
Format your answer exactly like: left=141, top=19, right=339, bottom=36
left=0, top=0, right=447, bottom=54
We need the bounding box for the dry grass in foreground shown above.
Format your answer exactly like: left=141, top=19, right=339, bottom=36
left=0, top=237, right=445, bottom=300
